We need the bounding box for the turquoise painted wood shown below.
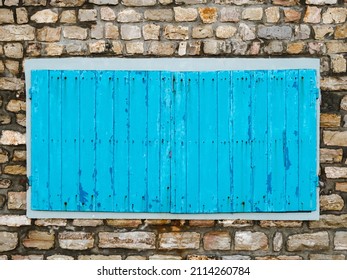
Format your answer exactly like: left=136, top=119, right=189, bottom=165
left=30, top=69, right=318, bottom=213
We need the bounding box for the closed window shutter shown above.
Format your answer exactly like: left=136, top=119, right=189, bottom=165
left=30, top=69, right=318, bottom=213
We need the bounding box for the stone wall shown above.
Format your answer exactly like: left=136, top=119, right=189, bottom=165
left=0, top=0, right=347, bottom=260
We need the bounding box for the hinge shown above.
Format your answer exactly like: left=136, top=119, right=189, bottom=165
left=27, top=176, right=32, bottom=186
left=28, top=87, right=34, bottom=99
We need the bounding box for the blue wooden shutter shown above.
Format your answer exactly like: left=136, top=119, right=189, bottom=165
left=30, top=69, right=318, bottom=213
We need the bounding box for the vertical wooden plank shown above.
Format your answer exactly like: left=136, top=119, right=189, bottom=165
left=217, top=71, right=232, bottom=213
left=228, top=71, right=234, bottom=213
left=160, top=71, right=172, bottom=212
left=129, top=71, right=148, bottom=212
left=48, top=70, right=62, bottom=210
left=114, top=71, right=130, bottom=212
left=31, top=70, right=50, bottom=210
left=232, top=71, right=252, bottom=212
left=95, top=71, right=114, bottom=211
left=79, top=71, right=97, bottom=211
left=186, top=71, right=200, bottom=213
left=299, top=70, right=317, bottom=211
left=199, top=72, right=218, bottom=213
left=147, top=71, right=161, bottom=212
left=269, top=70, right=286, bottom=211
left=61, top=71, right=80, bottom=211
left=171, top=72, right=187, bottom=213
left=285, top=70, right=300, bottom=212
left=251, top=71, right=268, bottom=212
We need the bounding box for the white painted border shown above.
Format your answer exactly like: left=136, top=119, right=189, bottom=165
left=25, top=58, right=320, bottom=220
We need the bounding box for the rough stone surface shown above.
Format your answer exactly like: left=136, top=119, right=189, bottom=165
left=100, top=7, right=116, bottom=21
left=37, top=27, right=61, bottom=42
left=126, top=42, right=144, bottom=54
left=59, top=232, right=94, bottom=250
left=334, top=232, right=347, bottom=250
left=16, top=8, right=28, bottom=24
left=23, top=0, right=46, bottom=6
left=273, top=232, right=283, bottom=252
left=306, top=0, right=337, bottom=4
left=122, top=0, right=156, bottom=6
left=222, top=255, right=251, bottom=260
left=99, top=232, right=155, bottom=249
left=258, top=25, right=292, bottom=40
left=159, top=232, right=200, bottom=249
left=118, top=9, right=142, bottom=22
left=322, top=8, right=347, bottom=24
left=0, top=179, right=11, bottom=189
left=147, top=41, right=175, bottom=56
left=0, top=130, right=25, bottom=146
left=0, top=195, right=6, bottom=209
left=31, top=9, right=58, bottom=23
left=272, top=0, right=298, bottom=5
left=78, top=255, right=122, bottom=260
left=0, top=215, right=31, bottom=227
left=320, top=148, right=343, bottom=163
left=121, top=25, right=141, bottom=40
left=0, top=232, right=18, bottom=252
left=23, top=231, right=55, bottom=250
left=91, top=25, right=103, bottom=39
left=324, top=131, right=347, bottom=147
left=309, top=254, right=345, bottom=260
left=255, top=255, right=303, bottom=260
left=234, top=231, right=268, bottom=251
left=294, top=24, right=310, bottom=40
left=0, top=149, right=9, bottom=163
left=60, top=10, right=76, bottom=23
left=105, top=23, right=119, bottom=39
left=164, top=25, right=189, bottom=40
left=320, top=113, right=341, bottom=128
left=89, top=41, right=106, bottom=53
left=326, top=42, right=347, bottom=54
left=331, top=55, right=347, bottom=73
left=47, top=255, right=74, bottom=260
left=0, top=25, right=35, bottom=41
left=192, top=25, right=213, bottom=39
left=6, top=100, right=26, bottom=112
left=0, top=9, right=14, bottom=24
left=198, top=7, right=218, bottom=24
left=144, top=9, right=173, bottom=22
left=203, top=231, right=231, bottom=250
left=63, top=26, right=88, bottom=40
left=4, top=165, right=26, bottom=175
left=325, top=167, right=347, bottom=179
left=174, top=7, right=198, bottom=22
left=90, top=0, right=119, bottom=4
left=239, top=23, right=256, bottom=41
left=143, top=24, right=160, bottom=40
left=78, top=9, right=97, bottom=22
left=219, top=220, right=254, bottom=228
left=8, top=191, right=26, bottom=210
left=309, top=215, right=347, bottom=229
left=336, top=182, right=347, bottom=193
left=72, top=219, right=103, bottom=227
left=50, top=0, right=85, bottom=7
left=216, top=26, right=237, bottom=39
left=12, top=255, right=44, bottom=260
left=220, top=7, right=241, bottom=22
left=303, top=6, right=321, bottom=24
left=35, top=219, right=67, bottom=227
left=265, top=7, right=280, bottom=23
left=149, top=255, right=182, bottom=260
left=320, top=194, right=344, bottom=211
left=287, top=42, right=305, bottom=54
left=284, top=9, right=301, bottom=22
left=242, top=8, right=263, bottom=21
left=287, top=232, right=329, bottom=251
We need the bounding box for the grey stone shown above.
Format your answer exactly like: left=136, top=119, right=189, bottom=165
left=258, top=25, right=292, bottom=40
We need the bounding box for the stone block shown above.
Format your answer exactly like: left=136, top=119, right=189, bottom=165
left=60, top=10, right=76, bottom=23
left=216, top=26, right=237, bottom=39
left=63, top=26, right=88, bottom=40
left=320, top=148, right=343, bottom=163
left=0, top=130, right=25, bottom=145
left=0, top=25, right=35, bottom=41
left=159, top=232, right=200, bottom=249
left=320, top=113, right=341, bottom=127
left=203, top=231, right=231, bottom=250
left=126, top=42, right=144, bottom=54
left=192, top=25, right=213, bottom=39
left=8, top=191, right=26, bottom=210
left=220, top=7, right=241, bottom=22
left=78, top=9, right=97, bottom=22
left=37, top=27, right=61, bottom=42
left=89, top=41, right=106, bottom=53
left=31, top=9, right=58, bottom=23
left=144, top=9, right=173, bottom=22
left=323, top=131, right=347, bottom=146
left=100, top=7, right=116, bottom=21
left=121, top=25, right=141, bottom=40
left=143, top=24, right=160, bottom=40
left=59, top=232, right=94, bottom=250
left=284, top=9, right=301, bottom=23
left=122, top=0, right=156, bottom=6
left=16, top=8, right=28, bottom=24
left=242, top=8, right=263, bottom=21
left=265, top=7, right=280, bottom=23
left=303, top=6, right=321, bottom=23
left=50, top=0, right=85, bottom=7
left=99, top=232, right=156, bottom=249
left=198, top=7, right=217, bottom=24
left=258, top=25, right=292, bottom=40
left=0, top=9, right=14, bottom=24
left=0, top=232, right=17, bottom=252
left=320, top=194, right=344, bottom=211
left=0, top=215, right=31, bottom=227
left=334, top=232, right=347, bottom=250
left=23, top=230, right=55, bottom=249
left=287, top=232, right=329, bottom=251
left=273, top=232, right=283, bottom=252
left=174, top=7, right=198, bottom=22
left=234, top=231, right=268, bottom=251
left=322, top=8, right=347, bottom=24
left=117, top=9, right=142, bottom=22
left=147, top=41, right=176, bottom=56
